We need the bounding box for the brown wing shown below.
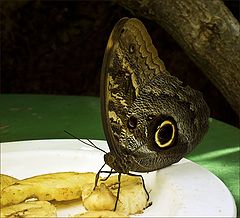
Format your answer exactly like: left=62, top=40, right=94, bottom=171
left=100, top=17, right=166, bottom=153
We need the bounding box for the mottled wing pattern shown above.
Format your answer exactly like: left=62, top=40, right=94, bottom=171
left=119, top=73, right=209, bottom=172
left=101, top=17, right=209, bottom=173
left=100, top=18, right=166, bottom=151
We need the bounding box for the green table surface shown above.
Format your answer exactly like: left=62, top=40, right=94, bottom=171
left=1, top=94, right=239, bottom=215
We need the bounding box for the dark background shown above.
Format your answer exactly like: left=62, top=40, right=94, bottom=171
left=1, top=0, right=239, bottom=127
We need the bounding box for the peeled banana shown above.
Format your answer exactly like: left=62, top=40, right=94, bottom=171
left=73, top=210, right=129, bottom=218
left=81, top=174, right=148, bottom=215
left=0, top=172, right=149, bottom=217
left=0, top=174, right=18, bottom=191
left=0, top=200, right=57, bottom=217
left=0, top=172, right=96, bottom=207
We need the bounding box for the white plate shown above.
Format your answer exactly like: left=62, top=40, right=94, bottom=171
left=1, top=139, right=236, bottom=217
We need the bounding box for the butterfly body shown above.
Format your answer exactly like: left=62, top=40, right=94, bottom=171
left=101, top=18, right=209, bottom=174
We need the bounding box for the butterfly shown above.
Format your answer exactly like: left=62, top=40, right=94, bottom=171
left=100, top=17, right=209, bottom=173
left=99, top=17, right=209, bottom=210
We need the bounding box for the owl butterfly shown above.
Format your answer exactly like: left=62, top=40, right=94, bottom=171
left=100, top=17, right=209, bottom=207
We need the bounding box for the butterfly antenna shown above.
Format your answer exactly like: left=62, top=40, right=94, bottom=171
left=64, top=130, right=107, bottom=154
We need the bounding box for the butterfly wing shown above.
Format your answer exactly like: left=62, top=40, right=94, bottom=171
left=101, top=18, right=209, bottom=173
left=119, top=73, right=209, bottom=172
left=100, top=17, right=166, bottom=154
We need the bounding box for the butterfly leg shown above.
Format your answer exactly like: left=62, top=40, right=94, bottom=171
left=114, top=173, right=122, bottom=211
left=100, top=168, right=114, bottom=181
left=127, top=173, right=149, bottom=201
left=94, top=163, right=106, bottom=190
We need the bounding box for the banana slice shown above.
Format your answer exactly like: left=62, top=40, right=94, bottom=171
left=82, top=183, right=116, bottom=211
left=0, top=201, right=57, bottom=217
left=1, top=174, right=18, bottom=191
left=73, top=210, right=129, bottom=217
left=82, top=175, right=148, bottom=215
left=0, top=172, right=96, bottom=207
